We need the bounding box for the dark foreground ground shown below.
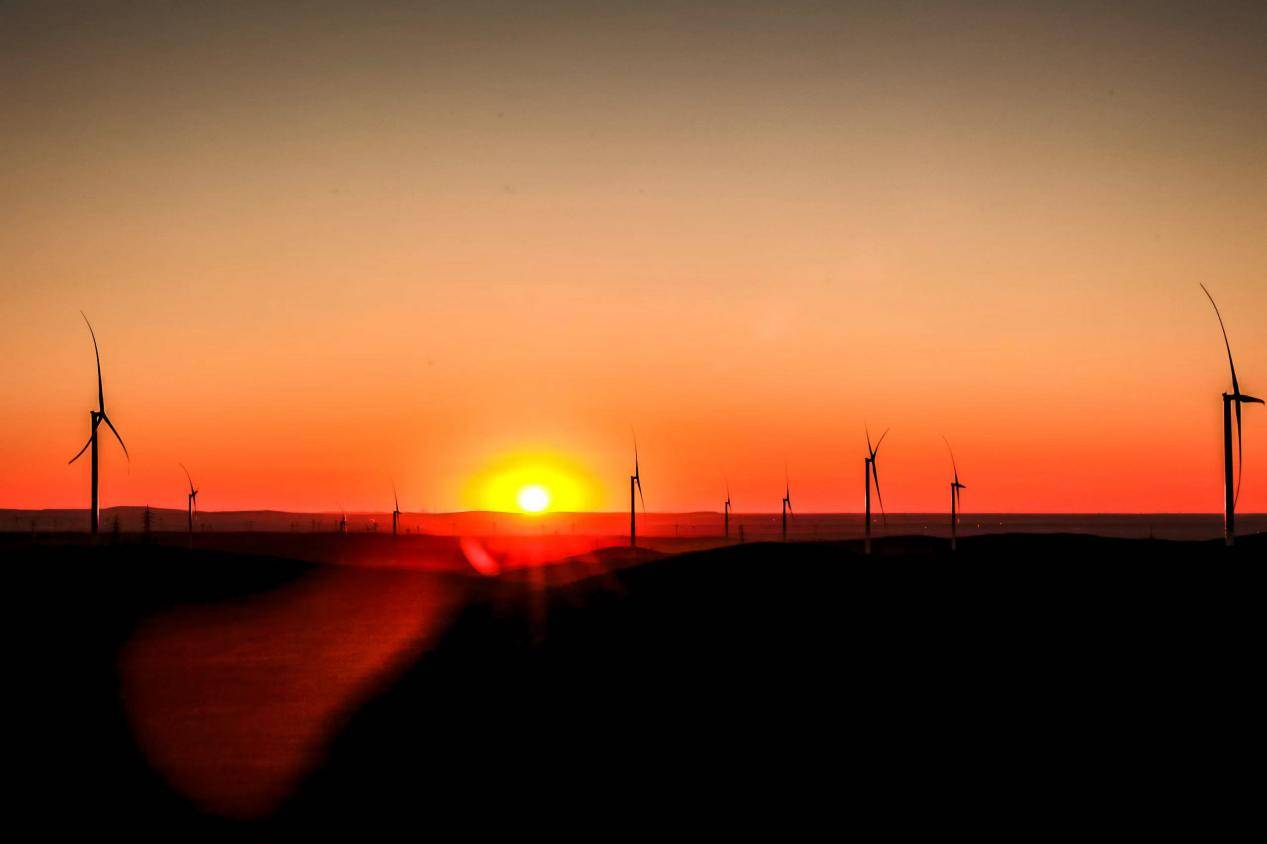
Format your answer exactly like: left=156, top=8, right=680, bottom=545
left=8, top=532, right=1262, bottom=832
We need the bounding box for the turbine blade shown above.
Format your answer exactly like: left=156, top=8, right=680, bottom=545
left=636, top=476, right=646, bottom=512
left=1235, top=399, right=1244, bottom=506
left=874, top=428, right=889, bottom=456
left=180, top=462, right=194, bottom=493
left=1201, top=284, right=1242, bottom=396
left=942, top=435, right=959, bottom=482
left=393, top=479, right=400, bottom=513
left=81, top=311, right=105, bottom=413
left=872, top=462, right=886, bottom=526
left=100, top=413, right=129, bottom=460
left=865, top=425, right=872, bottom=454
left=68, top=434, right=92, bottom=465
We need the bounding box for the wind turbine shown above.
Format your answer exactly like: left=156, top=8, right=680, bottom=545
left=391, top=481, right=401, bottom=537
left=1201, top=285, right=1262, bottom=546
left=68, top=313, right=129, bottom=534
left=180, top=463, right=199, bottom=540
left=781, top=470, right=793, bottom=542
left=723, top=476, right=732, bottom=541
left=943, top=438, right=965, bottom=552
left=863, top=428, right=888, bottom=555
left=339, top=506, right=348, bottom=535
left=630, top=434, right=645, bottom=547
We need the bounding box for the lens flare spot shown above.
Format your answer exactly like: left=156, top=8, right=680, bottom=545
left=517, top=484, right=550, bottom=513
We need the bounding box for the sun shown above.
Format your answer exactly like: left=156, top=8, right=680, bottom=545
left=517, top=484, right=550, bottom=513
left=465, top=450, right=598, bottom=512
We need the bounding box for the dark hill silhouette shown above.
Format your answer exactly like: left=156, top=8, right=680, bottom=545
left=277, top=534, right=1262, bottom=830
left=8, top=533, right=1260, bottom=832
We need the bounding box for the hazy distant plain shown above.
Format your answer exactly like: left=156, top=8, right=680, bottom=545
left=6, top=508, right=1264, bottom=542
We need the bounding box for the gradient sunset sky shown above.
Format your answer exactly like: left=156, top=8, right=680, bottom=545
left=3, top=0, right=1265, bottom=514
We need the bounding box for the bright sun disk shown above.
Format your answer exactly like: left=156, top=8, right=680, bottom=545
left=517, top=484, right=550, bottom=513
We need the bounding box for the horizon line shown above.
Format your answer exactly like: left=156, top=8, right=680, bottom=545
left=2, top=507, right=1263, bottom=518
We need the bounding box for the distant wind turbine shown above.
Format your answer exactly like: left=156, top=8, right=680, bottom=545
left=392, top=481, right=401, bottom=537
left=630, top=433, right=645, bottom=548
left=1201, top=284, right=1262, bottom=546
left=863, top=428, right=888, bottom=555
left=723, top=476, right=732, bottom=541
left=180, top=463, right=199, bottom=540
left=943, top=438, right=965, bottom=552
left=68, top=313, right=129, bottom=534
left=781, top=470, right=793, bottom=542
left=339, top=506, right=348, bottom=536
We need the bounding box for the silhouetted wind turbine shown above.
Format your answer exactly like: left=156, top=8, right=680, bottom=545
left=630, top=434, right=645, bottom=548
left=863, top=428, right=887, bottom=555
left=68, top=313, right=129, bottom=534
left=1201, top=284, right=1262, bottom=546
left=723, top=477, right=732, bottom=541
left=781, top=470, right=793, bottom=542
left=391, top=481, right=401, bottom=537
left=943, top=438, right=965, bottom=552
left=180, top=463, right=198, bottom=540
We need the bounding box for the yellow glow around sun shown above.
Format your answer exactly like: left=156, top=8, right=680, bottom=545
left=517, top=484, right=550, bottom=513
left=465, top=451, right=598, bottom=513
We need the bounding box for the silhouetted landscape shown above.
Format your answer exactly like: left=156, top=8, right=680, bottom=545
left=9, top=530, right=1261, bottom=829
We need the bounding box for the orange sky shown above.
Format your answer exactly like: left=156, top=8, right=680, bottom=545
left=2, top=1, right=1265, bottom=513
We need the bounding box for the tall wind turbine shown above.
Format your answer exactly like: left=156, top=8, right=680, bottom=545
left=391, top=481, right=401, bottom=537
left=943, top=438, right=966, bottom=552
left=180, top=463, right=199, bottom=540
left=630, top=434, right=645, bottom=548
left=69, top=313, right=129, bottom=534
left=1201, top=284, right=1262, bottom=546
left=863, top=428, right=888, bottom=555
left=781, top=470, right=793, bottom=542
left=723, top=477, right=732, bottom=541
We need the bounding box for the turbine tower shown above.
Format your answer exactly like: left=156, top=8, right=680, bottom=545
left=180, top=463, right=199, bottom=540
left=863, top=428, right=888, bottom=555
left=68, top=313, right=129, bottom=534
left=630, top=434, right=645, bottom=548
left=1201, top=285, right=1262, bottom=546
left=781, top=471, right=793, bottom=542
left=943, top=438, right=965, bottom=552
